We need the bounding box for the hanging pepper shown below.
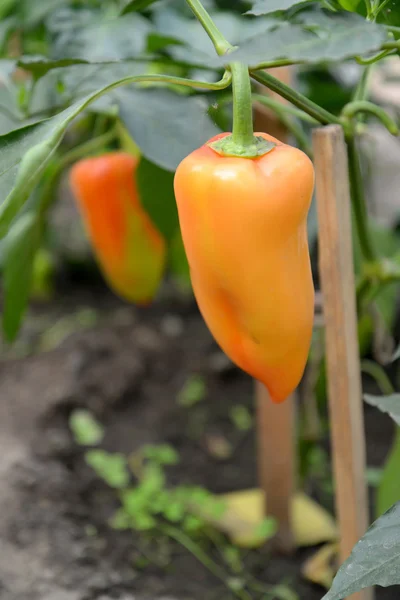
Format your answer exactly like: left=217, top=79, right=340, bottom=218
left=174, top=132, right=314, bottom=403
left=70, top=152, right=165, bottom=305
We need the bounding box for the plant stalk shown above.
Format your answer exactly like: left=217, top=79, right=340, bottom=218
left=347, top=137, right=376, bottom=262
left=185, top=0, right=233, bottom=56
left=250, top=69, right=341, bottom=126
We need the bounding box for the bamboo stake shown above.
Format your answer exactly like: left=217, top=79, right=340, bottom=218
left=313, top=125, right=373, bottom=600
left=254, top=67, right=295, bottom=553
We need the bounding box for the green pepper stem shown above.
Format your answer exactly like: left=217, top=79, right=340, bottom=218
left=250, top=69, right=341, bottom=126
left=185, top=0, right=233, bottom=56
left=230, top=63, right=255, bottom=148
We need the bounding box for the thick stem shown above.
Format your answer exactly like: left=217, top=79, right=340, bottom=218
left=230, top=63, right=255, bottom=148
left=347, top=137, right=376, bottom=262
left=209, top=65, right=276, bottom=157
left=185, top=0, right=233, bottom=56
left=250, top=69, right=341, bottom=126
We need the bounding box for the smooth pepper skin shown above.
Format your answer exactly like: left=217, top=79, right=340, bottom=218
left=70, top=152, right=165, bottom=305
left=174, top=132, right=315, bottom=403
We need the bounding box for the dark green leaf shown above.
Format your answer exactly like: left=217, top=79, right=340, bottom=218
left=17, top=56, right=89, bottom=79
left=168, top=229, right=191, bottom=289
left=122, top=0, right=162, bottom=13
left=364, top=394, right=400, bottom=426
left=2, top=211, right=41, bottom=341
left=247, top=0, right=311, bottom=15
left=153, top=7, right=275, bottom=66
left=51, top=12, right=151, bottom=61
left=0, top=100, right=88, bottom=238
left=136, top=157, right=178, bottom=240
left=220, top=11, right=386, bottom=66
left=0, top=72, right=149, bottom=239
left=377, top=430, right=400, bottom=517
left=377, top=1, right=400, bottom=27
left=118, top=87, right=220, bottom=171
left=323, top=502, right=400, bottom=600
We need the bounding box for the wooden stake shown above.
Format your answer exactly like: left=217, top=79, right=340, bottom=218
left=254, top=67, right=295, bottom=553
left=313, top=125, right=373, bottom=600
left=256, top=384, right=295, bottom=552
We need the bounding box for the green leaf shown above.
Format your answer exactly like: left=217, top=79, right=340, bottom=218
left=247, top=0, right=311, bottom=15
left=51, top=12, right=151, bottom=61
left=364, top=394, right=400, bottom=426
left=322, top=502, right=400, bottom=600
left=69, top=409, right=104, bottom=446
left=122, top=0, right=162, bottom=13
left=136, top=157, right=179, bottom=240
left=221, top=11, right=386, bottom=66
left=230, top=405, right=253, bottom=431
left=154, top=7, right=275, bottom=66
left=377, top=1, right=400, bottom=27
left=17, top=56, right=89, bottom=79
left=141, top=444, right=180, bottom=465
left=117, top=87, right=220, bottom=171
left=377, top=429, right=400, bottom=517
left=178, top=374, right=207, bottom=407
left=168, top=229, right=191, bottom=290
left=2, top=211, right=41, bottom=341
left=338, top=0, right=362, bottom=11
left=85, top=450, right=130, bottom=489
left=0, top=71, right=154, bottom=239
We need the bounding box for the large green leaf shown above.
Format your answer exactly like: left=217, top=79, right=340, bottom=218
left=364, top=394, right=400, bottom=426
left=117, top=87, right=220, bottom=171
left=17, top=56, right=89, bottom=79
left=0, top=71, right=158, bottom=239
left=247, top=0, right=311, bottom=15
left=121, top=0, right=162, bottom=13
left=50, top=11, right=151, bottom=61
left=153, top=7, right=275, bottom=66
left=218, top=11, right=386, bottom=66
left=323, top=502, right=400, bottom=600
left=136, top=157, right=179, bottom=241
left=377, top=430, right=400, bottom=518
left=2, top=212, right=41, bottom=341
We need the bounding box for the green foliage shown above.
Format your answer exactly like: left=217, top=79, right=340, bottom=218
left=86, top=450, right=130, bottom=489
left=2, top=212, right=41, bottom=341
left=364, top=394, right=400, bottom=426
left=377, top=430, right=400, bottom=517
left=323, top=502, right=400, bottom=600
left=222, top=10, right=386, bottom=67
left=247, top=0, right=311, bottom=16
left=118, top=87, right=219, bottom=171
left=69, top=409, right=105, bottom=446
left=136, top=157, right=178, bottom=239
left=230, top=405, right=253, bottom=431
left=177, top=374, right=207, bottom=406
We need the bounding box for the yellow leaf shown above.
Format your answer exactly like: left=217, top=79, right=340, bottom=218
left=207, top=488, right=337, bottom=548
left=302, top=543, right=339, bottom=589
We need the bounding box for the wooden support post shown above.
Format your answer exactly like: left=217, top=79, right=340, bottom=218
left=313, top=125, right=373, bottom=600
left=254, top=67, right=295, bottom=553
left=256, top=384, right=295, bottom=552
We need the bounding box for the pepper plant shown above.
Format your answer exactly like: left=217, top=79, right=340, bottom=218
left=1, top=0, right=400, bottom=597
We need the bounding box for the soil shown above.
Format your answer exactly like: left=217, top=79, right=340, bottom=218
left=0, top=277, right=398, bottom=600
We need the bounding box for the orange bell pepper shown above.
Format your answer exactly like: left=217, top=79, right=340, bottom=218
left=174, top=132, right=314, bottom=403
left=70, top=152, right=165, bottom=305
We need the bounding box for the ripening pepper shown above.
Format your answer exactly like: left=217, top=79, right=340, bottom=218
left=174, top=132, right=314, bottom=403
left=70, top=152, right=165, bottom=305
